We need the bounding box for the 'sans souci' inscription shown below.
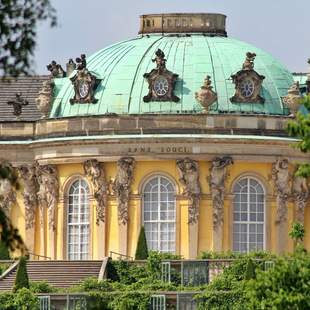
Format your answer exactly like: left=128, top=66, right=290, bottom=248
left=128, top=146, right=191, bottom=154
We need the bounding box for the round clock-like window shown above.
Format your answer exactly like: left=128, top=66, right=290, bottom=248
left=240, top=79, right=255, bottom=98
left=154, top=76, right=169, bottom=96
left=79, top=82, right=89, bottom=99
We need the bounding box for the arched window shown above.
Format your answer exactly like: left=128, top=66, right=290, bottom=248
left=233, top=177, right=265, bottom=253
left=143, top=176, right=176, bottom=253
left=67, top=179, right=90, bottom=260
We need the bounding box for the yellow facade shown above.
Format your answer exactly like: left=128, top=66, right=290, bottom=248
left=10, top=160, right=309, bottom=259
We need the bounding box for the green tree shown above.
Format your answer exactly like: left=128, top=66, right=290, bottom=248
left=287, top=94, right=310, bottom=177
left=0, top=240, right=10, bottom=259
left=0, top=0, right=57, bottom=77
left=246, top=252, right=310, bottom=309
left=135, top=226, right=148, bottom=260
left=14, top=256, right=29, bottom=292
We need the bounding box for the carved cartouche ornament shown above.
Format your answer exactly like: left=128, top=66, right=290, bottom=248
left=195, top=76, right=217, bottom=112
left=84, top=159, right=108, bottom=224
left=208, top=156, right=233, bottom=229
left=272, top=159, right=291, bottom=224
left=18, top=165, right=38, bottom=230
left=292, top=174, right=309, bottom=223
left=112, top=157, right=135, bottom=225
left=36, top=164, right=59, bottom=231
left=143, top=49, right=180, bottom=103
left=282, top=82, right=302, bottom=116
left=35, top=80, right=54, bottom=118
left=7, top=93, right=29, bottom=117
left=177, top=158, right=201, bottom=224
left=70, top=54, right=98, bottom=104
left=230, top=52, right=265, bottom=104
left=47, top=60, right=66, bottom=78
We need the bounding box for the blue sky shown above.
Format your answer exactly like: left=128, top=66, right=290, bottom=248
left=35, top=0, right=310, bottom=74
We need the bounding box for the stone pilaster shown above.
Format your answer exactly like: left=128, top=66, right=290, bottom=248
left=188, top=221, right=198, bottom=258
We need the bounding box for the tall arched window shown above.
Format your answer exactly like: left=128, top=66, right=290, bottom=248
left=67, top=179, right=90, bottom=260
left=233, top=177, right=265, bottom=253
left=143, top=176, right=176, bottom=253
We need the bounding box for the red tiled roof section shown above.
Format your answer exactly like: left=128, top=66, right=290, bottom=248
left=0, top=76, right=49, bottom=121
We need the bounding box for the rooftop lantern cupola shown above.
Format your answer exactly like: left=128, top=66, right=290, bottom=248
left=139, top=13, right=227, bottom=36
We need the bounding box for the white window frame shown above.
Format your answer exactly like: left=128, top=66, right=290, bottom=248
left=67, top=178, right=90, bottom=260
left=142, top=175, right=176, bottom=253
left=232, top=177, right=266, bottom=253
left=39, top=296, right=50, bottom=310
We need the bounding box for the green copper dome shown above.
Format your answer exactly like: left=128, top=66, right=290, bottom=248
left=50, top=34, right=293, bottom=118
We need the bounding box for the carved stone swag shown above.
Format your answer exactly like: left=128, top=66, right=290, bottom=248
left=18, top=165, right=38, bottom=230
left=113, top=157, right=135, bottom=225
left=272, top=159, right=291, bottom=253
left=84, top=159, right=108, bottom=224
left=208, top=156, right=233, bottom=251
left=36, top=164, right=59, bottom=231
left=292, top=173, right=309, bottom=224
left=176, top=158, right=201, bottom=224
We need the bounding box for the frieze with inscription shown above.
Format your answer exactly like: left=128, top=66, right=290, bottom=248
left=127, top=146, right=191, bottom=154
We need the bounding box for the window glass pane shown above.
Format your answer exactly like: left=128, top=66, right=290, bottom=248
left=233, top=177, right=265, bottom=253
left=68, top=179, right=90, bottom=260
left=143, top=176, right=176, bottom=253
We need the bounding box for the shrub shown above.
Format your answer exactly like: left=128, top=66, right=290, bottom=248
left=244, top=259, right=256, bottom=280
left=246, top=252, right=310, bottom=309
left=0, top=288, right=39, bottom=310
left=13, top=256, right=29, bottom=292
left=0, top=240, right=10, bottom=260
left=135, top=226, right=148, bottom=260
left=289, top=222, right=305, bottom=244
left=13, top=288, right=39, bottom=310
left=146, top=251, right=162, bottom=280
left=29, top=281, right=57, bottom=293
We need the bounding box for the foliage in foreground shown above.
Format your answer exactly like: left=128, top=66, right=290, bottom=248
left=0, top=288, right=39, bottom=310
left=197, top=252, right=310, bottom=310
left=0, top=240, right=10, bottom=260
left=135, top=226, right=148, bottom=260
left=0, top=162, right=25, bottom=254
left=1, top=251, right=310, bottom=309
left=287, top=94, right=310, bottom=177
left=13, top=256, right=29, bottom=292
left=0, top=0, right=57, bottom=77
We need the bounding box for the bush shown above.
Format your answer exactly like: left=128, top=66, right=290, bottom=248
left=29, top=281, right=57, bottom=293
left=199, top=250, right=274, bottom=260
left=13, top=256, right=29, bottom=292
left=244, top=259, right=256, bottom=280
left=0, top=240, right=10, bottom=260
left=135, top=226, right=148, bottom=260
left=246, top=252, right=310, bottom=309
left=0, top=288, right=39, bottom=309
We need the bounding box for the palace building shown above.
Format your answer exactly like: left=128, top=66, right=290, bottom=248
left=0, top=13, right=309, bottom=260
